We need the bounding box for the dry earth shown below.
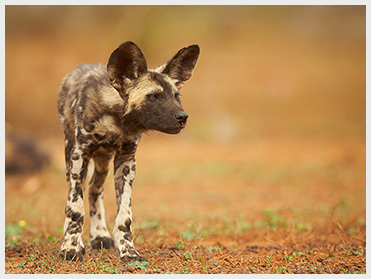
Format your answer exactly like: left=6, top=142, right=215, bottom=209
left=5, top=138, right=366, bottom=274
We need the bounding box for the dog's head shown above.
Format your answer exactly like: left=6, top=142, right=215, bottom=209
left=107, top=41, right=199, bottom=134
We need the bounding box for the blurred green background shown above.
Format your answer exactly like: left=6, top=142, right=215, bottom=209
left=6, top=5, right=365, bottom=142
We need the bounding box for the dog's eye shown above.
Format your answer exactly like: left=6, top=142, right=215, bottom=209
left=175, top=93, right=181, bottom=101
left=147, top=94, right=158, bottom=101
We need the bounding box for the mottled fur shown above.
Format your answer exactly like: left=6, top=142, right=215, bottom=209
left=57, top=41, right=199, bottom=262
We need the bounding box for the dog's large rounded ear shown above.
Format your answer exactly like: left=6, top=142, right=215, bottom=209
left=107, top=41, right=148, bottom=92
left=162, top=44, right=200, bottom=88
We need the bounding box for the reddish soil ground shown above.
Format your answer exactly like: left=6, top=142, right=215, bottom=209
left=4, top=228, right=366, bottom=274
left=4, top=138, right=366, bottom=274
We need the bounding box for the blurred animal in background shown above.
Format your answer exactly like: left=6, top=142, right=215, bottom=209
left=5, top=123, right=50, bottom=175
left=57, top=41, right=200, bottom=263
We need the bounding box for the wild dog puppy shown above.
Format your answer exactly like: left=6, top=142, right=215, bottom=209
left=57, top=41, right=200, bottom=262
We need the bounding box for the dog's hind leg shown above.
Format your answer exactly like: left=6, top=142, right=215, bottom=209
left=59, top=145, right=90, bottom=261
left=89, top=150, right=115, bottom=251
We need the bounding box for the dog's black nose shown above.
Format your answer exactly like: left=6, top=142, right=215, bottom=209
left=174, top=111, right=189, bottom=124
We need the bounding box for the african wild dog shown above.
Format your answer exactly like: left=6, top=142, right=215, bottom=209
left=57, top=41, right=200, bottom=262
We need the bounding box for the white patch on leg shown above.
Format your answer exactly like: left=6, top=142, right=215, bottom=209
left=90, top=192, right=111, bottom=239
left=60, top=232, right=85, bottom=252
left=112, top=160, right=138, bottom=257
left=61, top=147, right=86, bottom=255
left=71, top=148, right=83, bottom=176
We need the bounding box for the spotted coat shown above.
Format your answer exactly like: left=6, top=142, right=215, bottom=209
left=57, top=41, right=199, bottom=262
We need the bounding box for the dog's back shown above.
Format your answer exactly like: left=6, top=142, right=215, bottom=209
left=58, top=63, right=127, bottom=145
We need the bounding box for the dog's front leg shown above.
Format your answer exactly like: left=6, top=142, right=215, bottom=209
left=112, top=142, right=147, bottom=263
left=59, top=146, right=90, bottom=261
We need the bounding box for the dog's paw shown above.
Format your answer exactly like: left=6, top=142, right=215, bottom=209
left=59, top=247, right=85, bottom=262
left=91, top=236, right=115, bottom=251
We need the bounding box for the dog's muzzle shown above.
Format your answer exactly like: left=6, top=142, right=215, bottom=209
left=174, top=111, right=189, bottom=126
